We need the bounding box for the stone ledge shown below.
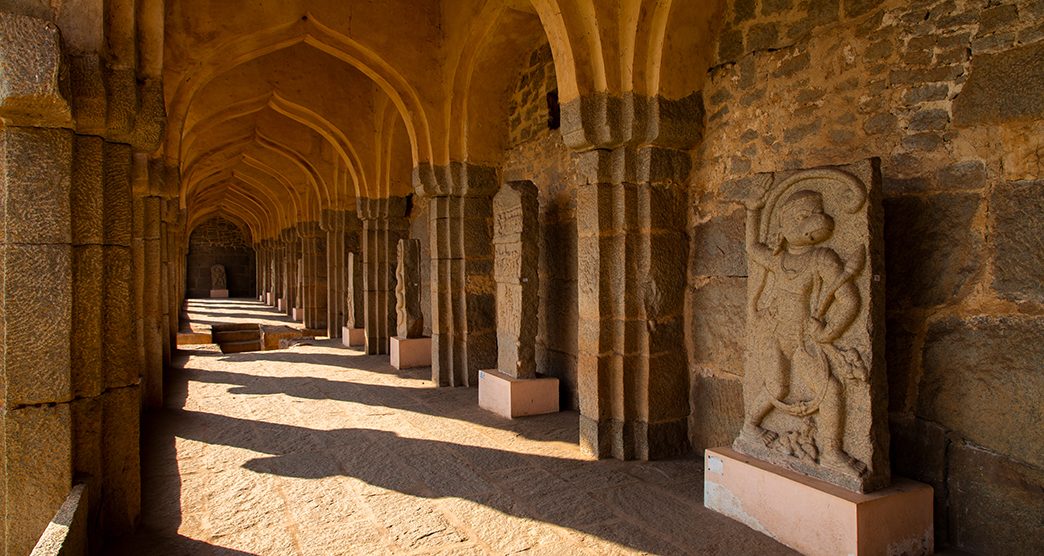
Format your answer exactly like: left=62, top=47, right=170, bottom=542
left=30, top=483, right=88, bottom=556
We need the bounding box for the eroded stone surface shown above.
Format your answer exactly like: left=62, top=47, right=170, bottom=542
left=493, top=181, right=539, bottom=379
left=728, top=161, right=888, bottom=493
left=345, top=251, right=363, bottom=328
left=395, top=238, right=423, bottom=338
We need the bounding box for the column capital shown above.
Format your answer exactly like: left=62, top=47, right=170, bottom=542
left=412, top=162, right=498, bottom=198
left=0, top=13, right=72, bottom=128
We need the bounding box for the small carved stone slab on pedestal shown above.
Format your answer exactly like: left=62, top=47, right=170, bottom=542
left=395, top=239, right=424, bottom=338
left=479, top=181, right=558, bottom=418
left=209, top=289, right=228, bottom=298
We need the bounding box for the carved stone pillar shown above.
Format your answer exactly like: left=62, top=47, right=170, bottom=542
left=414, top=164, right=497, bottom=386
left=321, top=210, right=348, bottom=338
left=298, top=222, right=327, bottom=331
left=0, top=15, right=75, bottom=553
left=141, top=195, right=164, bottom=408
left=358, top=197, right=408, bottom=354
left=281, top=228, right=297, bottom=316
left=573, top=146, right=692, bottom=460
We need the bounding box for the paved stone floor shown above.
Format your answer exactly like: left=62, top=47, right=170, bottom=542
left=110, top=299, right=795, bottom=555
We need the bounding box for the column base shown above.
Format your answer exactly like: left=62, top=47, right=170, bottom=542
left=341, top=326, right=365, bottom=347
left=704, top=447, right=933, bottom=556
left=209, top=289, right=228, bottom=298
left=478, top=369, right=559, bottom=418
left=292, top=307, right=303, bottom=322
left=390, top=336, right=431, bottom=369
left=277, top=298, right=285, bottom=311
left=265, top=292, right=274, bottom=305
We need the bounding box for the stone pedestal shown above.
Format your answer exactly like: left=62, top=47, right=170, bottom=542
left=209, top=289, right=228, bottom=298
left=277, top=298, right=284, bottom=311
left=390, top=336, right=431, bottom=369
left=341, top=326, right=365, bottom=348
left=292, top=307, right=303, bottom=322
left=479, top=369, right=559, bottom=418
left=265, top=291, right=274, bottom=305
left=704, top=448, right=933, bottom=556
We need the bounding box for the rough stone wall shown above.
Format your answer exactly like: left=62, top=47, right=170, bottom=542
left=502, top=42, right=580, bottom=409
left=689, top=0, right=1044, bottom=553
left=508, top=44, right=558, bottom=148
left=185, top=217, right=256, bottom=298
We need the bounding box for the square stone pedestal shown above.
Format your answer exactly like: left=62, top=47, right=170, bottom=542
left=210, top=289, right=229, bottom=298
left=341, top=326, right=365, bottom=348
left=265, top=292, right=274, bottom=305
left=292, top=308, right=303, bottom=322
left=478, top=369, right=560, bottom=418
left=390, top=336, right=431, bottom=369
left=277, top=298, right=285, bottom=311
left=704, top=448, right=933, bottom=556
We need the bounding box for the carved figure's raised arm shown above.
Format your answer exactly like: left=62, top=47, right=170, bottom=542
left=745, top=204, right=775, bottom=269
left=816, top=249, right=860, bottom=343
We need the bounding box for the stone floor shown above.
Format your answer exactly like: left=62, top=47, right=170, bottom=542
left=109, top=299, right=795, bottom=555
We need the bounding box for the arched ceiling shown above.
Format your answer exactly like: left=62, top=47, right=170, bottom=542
left=163, top=0, right=722, bottom=242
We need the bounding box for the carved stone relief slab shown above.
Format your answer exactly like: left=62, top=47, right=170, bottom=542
left=395, top=239, right=423, bottom=338
left=345, top=251, right=363, bottom=328
left=726, top=160, right=888, bottom=493
left=210, top=264, right=226, bottom=290
left=493, top=181, right=539, bottom=379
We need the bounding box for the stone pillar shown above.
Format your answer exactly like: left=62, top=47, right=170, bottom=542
left=573, top=146, right=692, bottom=460
left=358, top=198, right=408, bottom=354
left=493, top=181, right=539, bottom=378
left=141, top=195, right=164, bottom=408
left=281, top=228, right=297, bottom=317
left=0, top=15, right=75, bottom=554
left=414, top=164, right=497, bottom=386
left=254, top=241, right=265, bottom=301
left=322, top=210, right=346, bottom=338
left=298, top=222, right=328, bottom=331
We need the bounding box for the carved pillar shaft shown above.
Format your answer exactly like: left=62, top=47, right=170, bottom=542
left=416, top=164, right=497, bottom=387
left=0, top=124, right=75, bottom=556
left=298, top=223, right=327, bottom=331
left=575, top=146, right=691, bottom=461
left=141, top=195, right=164, bottom=408
left=282, top=230, right=297, bottom=316
left=358, top=198, right=408, bottom=354
left=322, top=210, right=347, bottom=338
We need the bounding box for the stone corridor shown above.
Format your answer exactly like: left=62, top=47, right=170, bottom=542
left=108, top=299, right=793, bottom=555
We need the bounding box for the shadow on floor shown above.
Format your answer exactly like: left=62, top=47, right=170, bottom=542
left=107, top=346, right=794, bottom=555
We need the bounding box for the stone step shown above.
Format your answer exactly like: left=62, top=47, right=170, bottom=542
left=218, top=339, right=263, bottom=354
left=213, top=329, right=261, bottom=343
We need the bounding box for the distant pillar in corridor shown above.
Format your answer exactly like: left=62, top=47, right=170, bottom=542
left=298, top=222, right=328, bottom=331
left=358, top=197, right=408, bottom=354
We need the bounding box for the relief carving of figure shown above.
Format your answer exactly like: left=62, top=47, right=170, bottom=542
left=738, top=184, right=869, bottom=479
left=211, top=264, right=227, bottom=290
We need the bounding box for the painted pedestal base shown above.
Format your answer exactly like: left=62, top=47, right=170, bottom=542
left=704, top=448, right=933, bottom=556
left=390, top=336, right=431, bottom=369
left=210, top=289, right=229, bottom=298
left=341, top=326, right=365, bottom=348
left=478, top=369, right=559, bottom=418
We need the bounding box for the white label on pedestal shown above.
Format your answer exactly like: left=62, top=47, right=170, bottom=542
left=707, top=455, right=724, bottom=474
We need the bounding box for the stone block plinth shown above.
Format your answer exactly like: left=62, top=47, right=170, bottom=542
left=292, top=307, right=303, bottom=322
left=704, top=448, right=933, bottom=556
left=265, top=291, right=273, bottom=305
left=342, top=326, right=365, bottom=348
left=478, top=369, right=559, bottom=418
left=277, top=298, right=284, bottom=311
left=209, top=289, right=228, bottom=298
left=390, top=336, right=431, bottom=369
